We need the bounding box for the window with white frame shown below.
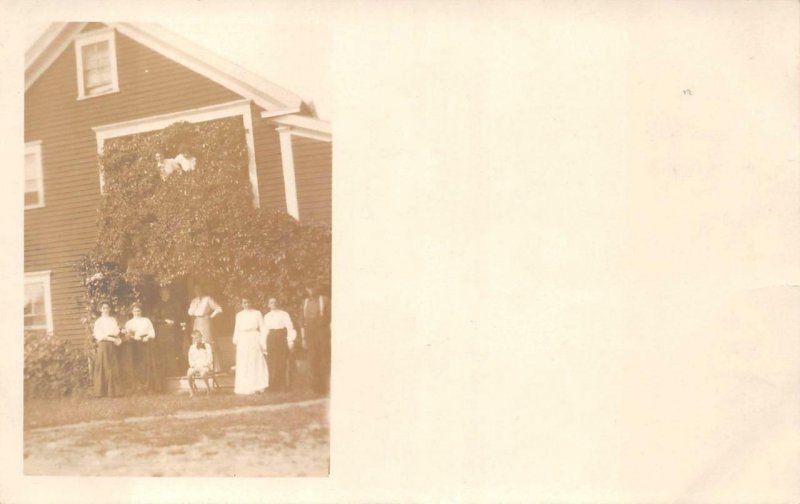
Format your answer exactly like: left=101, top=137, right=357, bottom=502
left=24, top=272, right=53, bottom=333
left=75, top=30, right=119, bottom=99
left=25, top=141, right=44, bottom=209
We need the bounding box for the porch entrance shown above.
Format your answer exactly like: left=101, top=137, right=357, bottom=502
left=155, top=276, right=235, bottom=378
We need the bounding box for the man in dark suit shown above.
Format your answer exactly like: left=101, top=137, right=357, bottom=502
left=299, top=283, right=331, bottom=394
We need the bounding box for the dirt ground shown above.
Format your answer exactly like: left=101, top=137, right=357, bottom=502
left=24, top=399, right=329, bottom=477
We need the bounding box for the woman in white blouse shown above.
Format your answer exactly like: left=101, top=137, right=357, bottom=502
left=262, top=297, right=297, bottom=392
left=187, top=284, right=223, bottom=372
left=92, top=301, right=123, bottom=398
left=124, top=303, right=160, bottom=393
left=232, top=297, right=269, bottom=394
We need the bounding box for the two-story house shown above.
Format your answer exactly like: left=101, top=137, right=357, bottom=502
left=24, top=22, right=332, bottom=349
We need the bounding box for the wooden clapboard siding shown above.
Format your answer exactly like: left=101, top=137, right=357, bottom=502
left=25, top=26, right=246, bottom=344
left=293, top=136, right=332, bottom=226
left=251, top=104, right=287, bottom=212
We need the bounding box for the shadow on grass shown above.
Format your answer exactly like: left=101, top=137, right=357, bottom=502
left=48, top=402, right=329, bottom=454
left=25, top=388, right=323, bottom=430
left=24, top=402, right=329, bottom=477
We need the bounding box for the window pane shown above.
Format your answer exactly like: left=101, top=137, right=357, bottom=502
left=81, top=41, right=112, bottom=94
left=25, top=314, right=46, bottom=328
left=25, top=178, right=39, bottom=192
left=82, top=41, right=109, bottom=66
left=25, top=282, right=43, bottom=310
left=25, top=191, right=40, bottom=206
left=24, top=281, right=47, bottom=329
left=25, top=150, right=41, bottom=205
left=24, top=282, right=45, bottom=329
left=85, top=68, right=111, bottom=89
left=25, top=152, right=39, bottom=177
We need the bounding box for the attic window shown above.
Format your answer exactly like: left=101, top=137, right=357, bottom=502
left=75, top=29, right=119, bottom=99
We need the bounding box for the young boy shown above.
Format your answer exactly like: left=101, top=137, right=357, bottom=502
left=187, top=330, right=213, bottom=396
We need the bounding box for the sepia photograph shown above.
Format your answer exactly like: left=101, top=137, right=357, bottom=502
left=23, top=21, right=331, bottom=477
left=4, top=1, right=799, bottom=502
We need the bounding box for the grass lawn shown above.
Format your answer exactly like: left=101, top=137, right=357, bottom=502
left=24, top=388, right=323, bottom=430
left=24, top=361, right=329, bottom=476
left=25, top=399, right=329, bottom=476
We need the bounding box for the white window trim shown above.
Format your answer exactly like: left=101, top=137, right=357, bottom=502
left=266, top=113, right=332, bottom=142
left=24, top=140, right=45, bottom=210
left=93, top=99, right=260, bottom=207
left=75, top=27, right=120, bottom=100
left=24, top=271, right=54, bottom=334
left=276, top=126, right=300, bottom=220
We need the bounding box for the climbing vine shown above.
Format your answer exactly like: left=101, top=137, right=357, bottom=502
left=76, top=117, right=331, bottom=330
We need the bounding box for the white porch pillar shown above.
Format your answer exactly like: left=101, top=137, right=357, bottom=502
left=276, top=126, right=300, bottom=220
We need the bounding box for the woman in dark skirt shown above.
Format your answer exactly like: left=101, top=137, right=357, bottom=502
left=92, top=302, right=123, bottom=398
left=124, top=303, right=160, bottom=393
left=117, top=324, right=136, bottom=394
left=153, top=286, right=185, bottom=377
left=262, top=297, right=297, bottom=392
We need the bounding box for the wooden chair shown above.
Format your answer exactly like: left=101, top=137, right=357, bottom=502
left=187, top=368, right=219, bottom=395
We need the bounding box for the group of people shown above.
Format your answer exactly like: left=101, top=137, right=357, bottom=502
left=91, top=283, right=331, bottom=398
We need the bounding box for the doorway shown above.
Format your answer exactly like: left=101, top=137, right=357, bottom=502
left=154, top=276, right=235, bottom=377
left=184, top=276, right=236, bottom=374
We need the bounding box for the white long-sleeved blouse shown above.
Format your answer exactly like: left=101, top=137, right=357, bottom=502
left=262, top=309, right=297, bottom=346
left=124, top=316, right=156, bottom=341
left=93, top=315, right=120, bottom=343
left=188, top=296, right=222, bottom=318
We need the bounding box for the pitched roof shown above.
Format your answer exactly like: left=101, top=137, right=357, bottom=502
left=25, top=22, right=305, bottom=113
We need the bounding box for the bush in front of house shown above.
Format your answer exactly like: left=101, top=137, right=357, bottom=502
left=24, top=331, right=93, bottom=399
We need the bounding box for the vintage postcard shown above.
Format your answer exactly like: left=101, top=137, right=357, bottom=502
left=22, top=20, right=331, bottom=478
left=2, top=0, right=799, bottom=503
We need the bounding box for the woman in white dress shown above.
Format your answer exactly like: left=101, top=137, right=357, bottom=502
left=232, top=297, right=269, bottom=394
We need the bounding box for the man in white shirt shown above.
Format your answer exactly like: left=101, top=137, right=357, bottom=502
left=187, top=330, right=214, bottom=396
left=262, top=297, right=296, bottom=392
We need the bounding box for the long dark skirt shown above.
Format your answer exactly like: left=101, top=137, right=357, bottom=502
left=135, top=340, right=161, bottom=393
left=305, top=322, right=331, bottom=394
left=155, top=323, right=182, bottom=377
left=93, top=341, right=121, bottom=398
left=266, top=329, right=289, bottom=391
left=117, top=340, right=136, bottom=393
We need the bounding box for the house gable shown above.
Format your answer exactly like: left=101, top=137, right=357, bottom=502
left=24, top=22, right=331, bottom=345
left=26, top=22, right=303, bottom=113
left=24, top=28, right=260, bottom=344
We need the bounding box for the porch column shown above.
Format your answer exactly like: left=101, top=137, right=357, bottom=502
left=276, top=126, right=300, bottom=220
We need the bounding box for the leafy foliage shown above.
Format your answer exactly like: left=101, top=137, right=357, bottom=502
left=76, top=117, right=330, bottom=328
left=24, top=331, right=93, bottom=399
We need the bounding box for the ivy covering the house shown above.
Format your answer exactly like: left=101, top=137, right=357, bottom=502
left=76, top=118, right=331, bottom=329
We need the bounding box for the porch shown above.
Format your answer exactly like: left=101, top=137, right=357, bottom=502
left=163, top=355, right=309, bottom=394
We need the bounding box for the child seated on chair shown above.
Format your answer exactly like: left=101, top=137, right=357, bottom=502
left=187, top=330, right=213, bottom=396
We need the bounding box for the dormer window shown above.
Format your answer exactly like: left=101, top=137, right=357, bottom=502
left=75, top=29, right=119, bottom=99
